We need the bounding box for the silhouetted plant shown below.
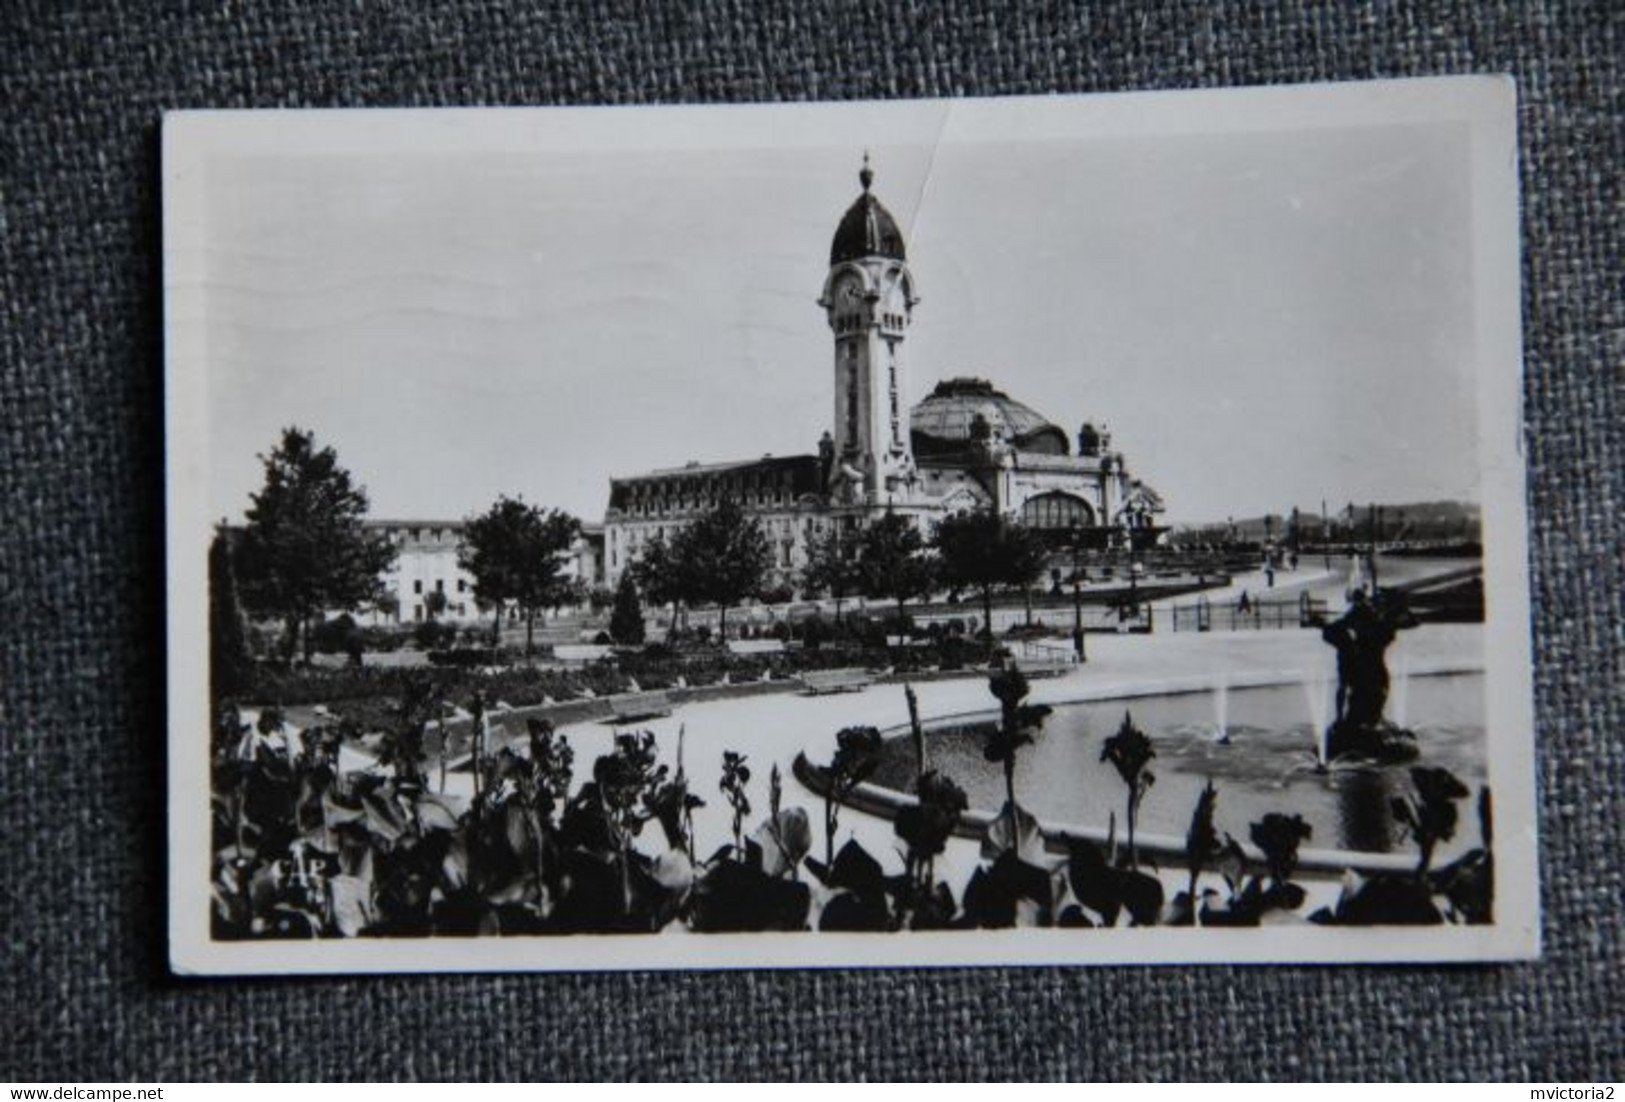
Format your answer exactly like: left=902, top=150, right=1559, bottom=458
left=378, top=676, right=434, bottom=789
left=719, top=750, right=752, bottom=856
left=292, top=722, right=342, bottom=846
left=1193, top=813, right=1313, bottom=926
left=595, top=732, right=665, bottom=915
left=1392, top=765, right=1470, bottom=875
left=1312, top=766, right=1479, bottom=927
left=753, top=764, right=812, bottom=880
left=904, top=683, right=925, bottom=784
left=646, top=727, right=704, bottom=861
left=210, top=652, right=1497, bottom=938
left=816, top=839, right=892, bottom=931
left=893, top=769, right=968, bottom=928
left=213, top=706, right=254, bottom=856
left=1431, top=786, right=1494, bottom=924
left=1064, top=839, right=1165, bottom=927
left=467, top=689, right=489, bottom=805
left=1250, top=812, right=1311, bottom=890
left=985, top=667, right=1051, bottom=826
left=821, top=725, right=882, bottom=865
left=525, top=719, right=574, bottom=822
left=1100, top=711, right=1156, bottom=868
left=519, top=718, right=574, bottom=903
left=1175, top=781, right=1221, bottom=924
left=962, top=849, right=1056, bottom=928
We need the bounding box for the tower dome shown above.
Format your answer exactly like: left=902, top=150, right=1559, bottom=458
left=830, top=155, right=907, bottom=265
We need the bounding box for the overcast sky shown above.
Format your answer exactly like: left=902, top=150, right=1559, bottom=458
left=197, top=104, right=1479, bottom=526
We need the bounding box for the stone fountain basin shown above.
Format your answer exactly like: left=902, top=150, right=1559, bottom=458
left=800, top=662, right=1487, bottom=876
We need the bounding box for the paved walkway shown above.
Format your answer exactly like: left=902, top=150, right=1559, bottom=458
left=1148, top=563, right=1337, bottom=613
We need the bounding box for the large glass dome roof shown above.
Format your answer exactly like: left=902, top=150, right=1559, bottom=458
left=910, top=377, right=1071, bottom=457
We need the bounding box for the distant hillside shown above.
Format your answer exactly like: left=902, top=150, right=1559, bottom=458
left=1170, top=500, right=1480, bottom=544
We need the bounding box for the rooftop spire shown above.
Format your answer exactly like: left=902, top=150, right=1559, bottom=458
left=859, top=150, right=874, bottom=192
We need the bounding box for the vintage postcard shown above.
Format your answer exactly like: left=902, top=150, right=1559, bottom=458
left=164, top=76, right=1535, bottom=974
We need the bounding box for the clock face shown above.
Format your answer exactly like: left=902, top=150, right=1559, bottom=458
left=831, top=273, right=866, bottom=330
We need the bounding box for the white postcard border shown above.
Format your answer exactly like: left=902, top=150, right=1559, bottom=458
left=164, top=76, right=1536, bottom=975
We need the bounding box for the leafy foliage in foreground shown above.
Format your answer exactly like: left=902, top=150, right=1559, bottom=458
left=211, top=673, right=1494, bottom=939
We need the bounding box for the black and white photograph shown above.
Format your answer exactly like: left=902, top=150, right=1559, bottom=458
left=163, top=78, right=1535, bottom=973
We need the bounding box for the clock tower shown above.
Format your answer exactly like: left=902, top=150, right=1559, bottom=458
left=820, top=156, right=919, bottom=505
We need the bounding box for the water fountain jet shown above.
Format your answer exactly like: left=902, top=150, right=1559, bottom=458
left=1391, top=648, right=1411, bottom=730
left=1301, top=655, right=1334, bottom=772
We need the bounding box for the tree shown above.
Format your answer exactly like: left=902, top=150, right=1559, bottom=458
left=459, top=495, right=581, bottom=658
left=586, top=585, right=617, bottom=614
left=934, top=507, right=1046, bottom=639
left=371, top=590, right=401, bottom=623
left=209, top=526, right=254, bottom=701
left=800, top=525, right=861, bottom=625
left=856, top=511, right=937, bottom=633
left=235, top=427, right=397, bottom=664
left=608, top=571, right=646, bottom=645
left=668, top=497, right=771, bottom=641
left=422, top=589, right=447, bottom=622
left=630, top=533, right=687, bottom=632
left=1008, top=524, right=1049, bottom=627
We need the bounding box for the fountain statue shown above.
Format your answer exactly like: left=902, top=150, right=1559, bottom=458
left=1320, top=588, right=1421, bottom=762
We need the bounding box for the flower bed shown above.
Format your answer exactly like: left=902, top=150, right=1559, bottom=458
left=237, top=637, right=1002, bottom=710
left=210, top=670, right=1492, bottom=940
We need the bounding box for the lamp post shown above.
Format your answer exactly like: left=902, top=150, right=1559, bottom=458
left=1368, top=501, right=1382, bottom=589
left=1070, top=523, right=1088, bottom=663
left=1120, top=517, right=1140, bottom=631
left=1321, top=498, right=1331, bottom=572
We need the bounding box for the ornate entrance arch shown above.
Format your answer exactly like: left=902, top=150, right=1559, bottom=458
left=1021, top=491, right=1094, bottom=531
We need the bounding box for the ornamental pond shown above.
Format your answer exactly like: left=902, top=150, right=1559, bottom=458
left=867, top=671, right=1486, bottom=858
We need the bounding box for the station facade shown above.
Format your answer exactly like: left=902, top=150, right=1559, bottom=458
left=602, top=158, right=1164, bottom=589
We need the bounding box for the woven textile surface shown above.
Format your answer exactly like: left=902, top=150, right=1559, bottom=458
left=2, top=0, right=1620, bottom=1081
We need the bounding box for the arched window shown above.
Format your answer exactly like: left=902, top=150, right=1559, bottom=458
left=1021, top=492, right=1094, bottom=530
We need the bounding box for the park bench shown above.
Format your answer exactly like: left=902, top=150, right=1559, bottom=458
left=799, top=668, right=875, bottom=695
left=608, top=690, right=675, bottom=722
left=554, top=644, right=614, bottom=663
left=1006, top=641, right=1077, bottom=679
left=727, top=639, right=786, bottom=655
left=1012, top=656, right=1073, bottom=679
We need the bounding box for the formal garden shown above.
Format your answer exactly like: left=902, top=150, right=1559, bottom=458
left=206, top=427, right=1494, bottom=940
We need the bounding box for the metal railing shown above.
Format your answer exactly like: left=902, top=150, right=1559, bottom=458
left=1169, top=591, right=1327, bottom=632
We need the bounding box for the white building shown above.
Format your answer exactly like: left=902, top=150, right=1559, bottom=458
left=359, top=520, right=604, bottom=626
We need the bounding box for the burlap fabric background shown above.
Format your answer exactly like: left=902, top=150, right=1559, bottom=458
left=3, top=0, right=1620, bottom=1081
